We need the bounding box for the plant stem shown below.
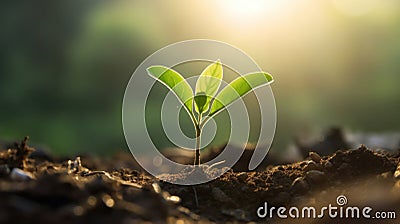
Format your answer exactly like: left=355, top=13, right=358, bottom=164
left=194, top=113, right=202, bottom=166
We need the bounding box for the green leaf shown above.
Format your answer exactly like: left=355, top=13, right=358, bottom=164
left=194, top=92, right=207, bottom=114
left=147, top=65, right=194, bottom=117
left=209, top=72, right=273, bottom=117
left=194, top=60, right=223, bottom=114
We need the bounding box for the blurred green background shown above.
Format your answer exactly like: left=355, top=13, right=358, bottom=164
left=1, top=0, right=399, bottom=155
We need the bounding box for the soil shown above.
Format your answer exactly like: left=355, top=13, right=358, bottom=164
left=1, top=137, right=400, bottom=223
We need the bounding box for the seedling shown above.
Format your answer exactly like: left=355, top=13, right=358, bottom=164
left=147, top=60, right=273, bottom=166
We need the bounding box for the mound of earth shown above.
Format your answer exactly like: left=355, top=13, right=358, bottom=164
left=0, top=137, right=399, bottom=223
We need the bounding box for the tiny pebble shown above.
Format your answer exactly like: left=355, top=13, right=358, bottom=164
left=394, top=164, right=400, bottom=179
left=309, top=151, right=322, bottom=163
left=395, top=170, right=400, bottom=179
left=10, top=168, right=34, bottom=181
left=166, top=195, right=181, bottom=204
left=152, top=182, right=161, bottom=194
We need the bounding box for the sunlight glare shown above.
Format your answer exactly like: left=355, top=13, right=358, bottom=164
left=221, top=0, right=286, bottom=18
left=225, top=0, right=267, bottom=15
left=332, top=0, right=380, bottom=16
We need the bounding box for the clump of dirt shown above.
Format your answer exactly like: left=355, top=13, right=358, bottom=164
left=1, top=137, right=400, bottom=223
left=0, top=136, right=34, bottom=170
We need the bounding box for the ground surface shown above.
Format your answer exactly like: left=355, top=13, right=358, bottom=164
left=0, top=137, right=400, bottom=223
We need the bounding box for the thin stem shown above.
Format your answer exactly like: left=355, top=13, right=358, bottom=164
left=188, top=109, right=198, bottom=127
left=194, top=113, right=202, bottom=166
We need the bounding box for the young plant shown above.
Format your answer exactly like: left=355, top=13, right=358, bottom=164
left=147, top=60, right=273, bottom=166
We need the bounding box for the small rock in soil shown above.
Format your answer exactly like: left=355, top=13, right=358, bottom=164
left=10, top=168, right=34, bottom=181
left=165, top=195, right=181, bottom=204
left=394, top=163, right=400, bottom=179
left=308, top=151, right=322, bottom=163
left=152, top=182, right=162, bottom=193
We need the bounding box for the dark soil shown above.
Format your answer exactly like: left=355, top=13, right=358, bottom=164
left=1, top=137, right=400, bottom=223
